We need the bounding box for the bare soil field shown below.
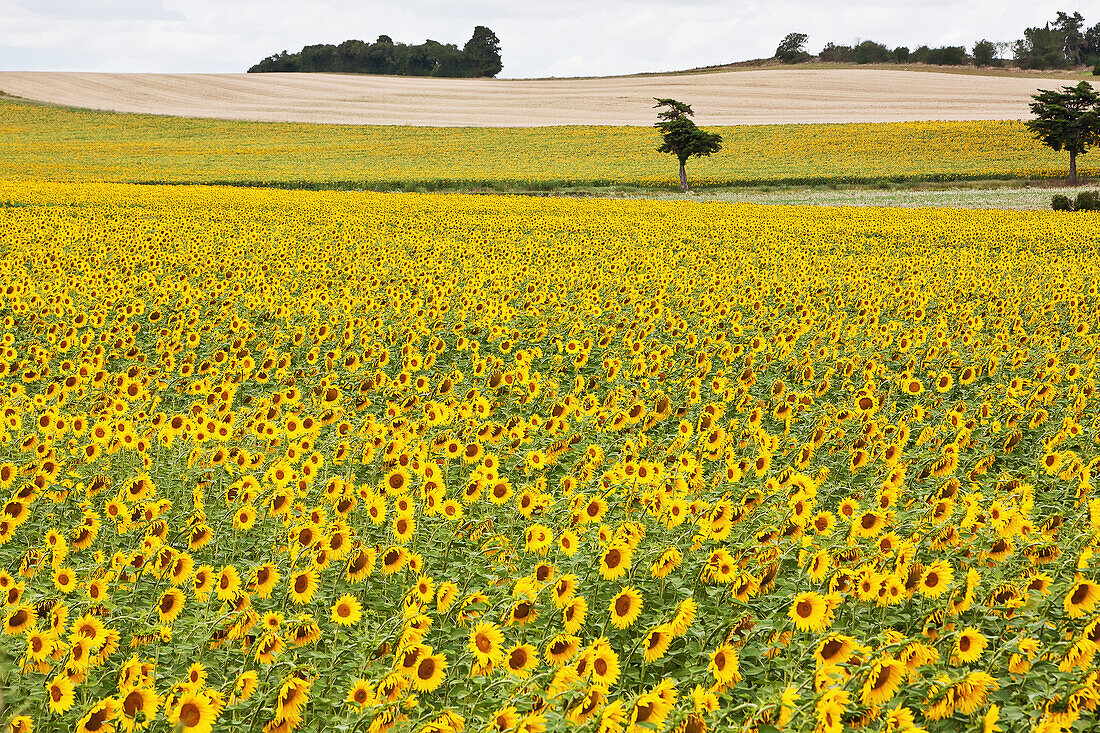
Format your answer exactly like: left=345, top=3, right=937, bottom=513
left=0, top=69, right=1070, bottom=126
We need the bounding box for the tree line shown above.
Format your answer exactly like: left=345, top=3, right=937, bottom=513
left=248, top=26, right=502, bottom=78
left=776, top=10, right=1100, bottom=70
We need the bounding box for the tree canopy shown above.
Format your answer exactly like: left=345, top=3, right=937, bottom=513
left=775, top=10, right=1100, bottom=70
left=1025, top=81, right=1100, bottom=184
left=653, top=98, right=722, bottom=193
left=248, top=27, right=503, bottom=77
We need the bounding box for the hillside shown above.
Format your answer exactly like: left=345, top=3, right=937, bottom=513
left=0, top=68, right=1078, bottom=126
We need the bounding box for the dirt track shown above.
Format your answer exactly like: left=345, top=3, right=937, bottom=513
left=0, top=70, right=1064, bottom=126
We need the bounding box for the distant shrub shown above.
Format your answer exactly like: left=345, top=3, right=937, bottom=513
left=1093, top=63, right=1100, bottom=76
left=1075, top=190, right=1100, bottom=211
left=1052, top=191, right=1100, bottom=211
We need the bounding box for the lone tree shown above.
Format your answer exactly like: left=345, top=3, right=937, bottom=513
left=654, top=98, right=722, bottom=192
left=775, top=33, right=810, bottom=63
left=1025, top=81, right=1100, bottom=185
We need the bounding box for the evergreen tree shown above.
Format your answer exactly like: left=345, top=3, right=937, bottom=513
left=653, top=99, right=722, bottom=193
left=1025, top=81, right=1100, bottom=185
left=463, top=26, right=503, bottom=78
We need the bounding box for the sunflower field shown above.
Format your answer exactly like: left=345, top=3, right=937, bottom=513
left=1, top=100, right=1096, bottom=190
left=2, top=180, right=1100, bottom=733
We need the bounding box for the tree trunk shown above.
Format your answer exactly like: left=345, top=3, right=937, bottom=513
left=1070, top=149, right=1078, bottom=186
left=678, top=160, right=689, bottom=192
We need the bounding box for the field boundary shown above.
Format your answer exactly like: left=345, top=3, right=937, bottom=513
left=125, top=171, right=1097, bottom=195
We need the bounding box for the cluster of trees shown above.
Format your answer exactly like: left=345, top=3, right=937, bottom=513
left=776, top=10, right=1100, bottom=70
left=1014, top=11, right=1100, bottom=69
left=248, top=26, right=502, bottom=77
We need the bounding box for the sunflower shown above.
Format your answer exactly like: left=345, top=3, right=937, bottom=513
left=47, top=674, right=76, bottom=714
left=288, top=569, right=318, bottom=605
left=7, top=716, right=32, bottom=733
left=920, top=560, right=954, bottom=598
left=609, top=587, right=643, bottom=629
left=951, top=627, right=988, bottom=665
left=345, top=548, right=376, bottom=582
left=52, top=566, right=78, bottom=594
left=4, top=604, right=35, bottom=635
left=543, top=629, right=580, bottom=664
left=392, top=515, right=416, bottom=544
left=983, top=705, right=1002, bottom=733
left=192, top=565, right=215, bottom=602
left=275, top=676, right=311, bottom=727
left=330, top=594, right=363, bottom=627
left=76, top=697, right=120, bottom=733
left=630, top=690, right=672, bottom=732
left=395, top=643, right=427, bottom=678
left=599, top=544, right=631, bottom=581
left=436, top=581, right=459, bottom=612
left=157, top=588, right=185, bottom=623
left=851, top=510, right=886, bottom=539
left=232, top=505, right=256, bottom=531
left=815, top=634, right=857, bottom=667
left=380, top=546, right=407, bottom=574
left=119, top=686, right=159, bottom=731
left=1064, top=579, right=1100, bottom=619
left=468, top=621, right=505, bottom=668
left=650, top=548, right=682, bottom=580
left=562, top=597, right=587, bottom=635
left=26, top=629, right=53, bottom=661
left=231, top=670, right=259, bottom=704
left=860, top=657, right=905, bottom=707
left=589, top=645, right=622, bottom=688
left=670, top=598, right=697, bottom=637
left=787, top=591, right=831, bottom=633
left=505, top=643, right=539, bottom=678
left=708, top=643, right=741, bottom=687
left=183, top=662, right=207, bottom=690
left=492, top=706, right=522, bottom=731
left=643, top=624, right=673, bottom=663
left=346, top=678, right=376, bottom=710
left=213, top=563, right=242, bottom=598
left=412, top=651, right=447, bottom=692
left=508, top=599, right=537, bottom=626
left=253, top=563, right=280, bottom=598
left=383, top=467, right=411, bottom=495
left=169, top=554, right=194, bottom=587
left=553, top=574, right=578, bottom=608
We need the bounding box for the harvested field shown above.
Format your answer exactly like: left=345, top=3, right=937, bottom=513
left=0, top=69, right=1070, bottom=126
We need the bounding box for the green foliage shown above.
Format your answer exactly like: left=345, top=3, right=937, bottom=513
left=1075, top=189, right=1100, bottom=209
left=463, top=26, right=503, bottom=78
left=912, top=45, right=969, bottom=65
left=1025, top=81, right=1100, bottom=183
left=653, top=99, right=722, bottom=192
left=853, top=40, right=892, bottom=64
left=1014, top=24, right=1071, bottom=69
left=248, top=26, right=502, bottom=77
left=1050, top=190, right=1100, bottom=210
left=1014, top=12, right=1100, bottom=69
left=818, top=42, right=853, bottom=63
left=815, top=40, right=969, bottom=66
left=972, top=40, right=999, bottom=67
left=775, top=33, right=809, bottom=63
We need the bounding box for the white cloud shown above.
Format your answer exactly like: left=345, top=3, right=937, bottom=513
left=0, top=0, right=1081, bottom=76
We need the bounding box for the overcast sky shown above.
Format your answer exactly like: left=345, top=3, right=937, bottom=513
left=0, top=1, right=1087, bottom=78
